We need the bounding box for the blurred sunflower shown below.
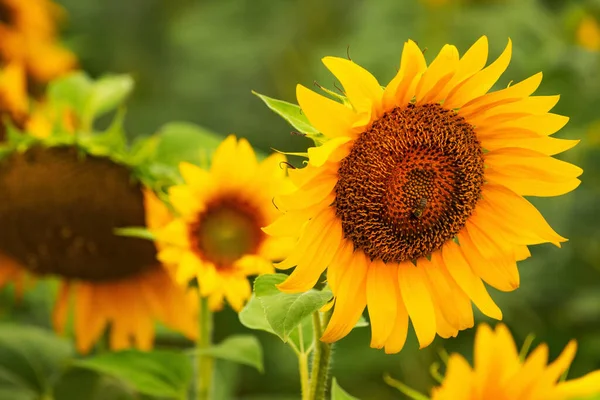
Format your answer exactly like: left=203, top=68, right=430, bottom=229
left=431, top=323, right=600, bottom=400
left=0, top=75, right=197, bottom=353
left=265, top=37, right=581, bottom=353
left=576, top=14, right=600, bottom=52
left=153, top=135, right=293, bottom=312
left=0, top=0, right=76, bottom=84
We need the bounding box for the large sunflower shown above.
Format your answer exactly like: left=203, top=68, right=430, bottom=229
left=0, top=0, right=76, bottom=83
left=153, top=135, right=293, bottom=312
left=264, top=37, right=582, bottom=353
left=432, top=323, right=600, bottom=400
left=0, top=80, right=196, bottom=353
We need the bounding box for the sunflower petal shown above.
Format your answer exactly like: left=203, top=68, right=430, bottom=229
left=367, top=261, right=399, bottom=349
left=297, top=84, right=357, bottom=139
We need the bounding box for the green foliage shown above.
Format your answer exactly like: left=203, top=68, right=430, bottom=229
left=0, top=324, right=73, bottom=398
left=331, top=378, right=360, bottom=400
left=253, top=274, right=333, bottom=344
left=153, top=121, right=223, bottom=168
left=194, top=335, right=264, bottom=373
left=252, top=91, right=319, bottom=136
left=74, top=350, right=192, bottom=399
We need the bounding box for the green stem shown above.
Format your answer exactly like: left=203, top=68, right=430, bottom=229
left=299, top=352, right=310, bottom=400
left=197, top=297, right=214, bottom=400
left=309, top=310, right=333, bottom=400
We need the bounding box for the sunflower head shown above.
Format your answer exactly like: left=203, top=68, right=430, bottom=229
left=262, top=36, right=581, bottom=354
left=154, top=134, right=294, bottom=312
left=431, top=323, right=600, bottom=400
left=0, top=72, right=197, bottom=353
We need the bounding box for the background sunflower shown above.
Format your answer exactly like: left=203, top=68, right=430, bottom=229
left=2, top=0, right=600, bottom=399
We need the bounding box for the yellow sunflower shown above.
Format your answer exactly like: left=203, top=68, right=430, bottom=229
left=0, top=0, right=76, bottom=83
left=265, top=37, right=582, bottom=353
left=432, top=323, right=600, bottom=400
left=0, top=144, right=197, bottom=353
left=154, top=135, right=293, bottom=312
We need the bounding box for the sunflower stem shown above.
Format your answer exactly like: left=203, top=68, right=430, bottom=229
left=309, top=310, right=333, bottom=400
left=197, top=296, right=214, bottom=400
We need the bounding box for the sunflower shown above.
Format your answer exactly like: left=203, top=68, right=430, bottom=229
left=264, top=37, right=582, bottom=353
left=153, top=135, right=293, bottom=312
left=0, top=80, right=197, bottom=353
left=431, top=323, right=600, bottom=400
left=0, top=0, right=76, bottom=83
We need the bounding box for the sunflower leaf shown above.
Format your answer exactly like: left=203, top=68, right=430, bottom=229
left=332, top=378, right=360, bottom=400
left=47, top=72, right=94, bottom=119
left=239, top=295, right=275, bottom=334
left=0, top=324, right=74, bottom=396
left=154, top=121, right=223, bottom=168
left=192, top=335, right=264, bottom=373
left=254, top=274, right=333, bottom=343
left=84, top=74, right=135, bottom=122
left=73, top=349, right=192, bottom=399
left=252, top=91, right=319, bottom=135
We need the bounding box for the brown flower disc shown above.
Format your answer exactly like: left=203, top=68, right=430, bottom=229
left=0, top=146, right=157, bottom=281
left=334, top=103, right=485, bottom=263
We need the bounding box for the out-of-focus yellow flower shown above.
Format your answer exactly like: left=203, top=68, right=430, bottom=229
left=576, top=15, right=600, bottom=52
left=0, top=0, right=77, bottom=83
left=432, top=323, right=600, bottom=400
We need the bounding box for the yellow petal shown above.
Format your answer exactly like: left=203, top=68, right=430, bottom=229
left=441, top=240, right=502, bottom=320
left=168, top=185, right=204, bottom=220
left=297, top=84, right=358, bottom=139
left=176, top=251, right=203, bottom=285
left=366, top=261, right=399, bottom=349
left=210, top=134, right=238, bottom=180
left=415, top=44, right=459, bottom=104
left=276, top=174, right=336, bottom=210
left=478, top=113, right=569, bottom=137
left=445, top=39, right=513, bottom=109
left=382, top=39, right=427, bottom=111
left=552, top=371, right=600, bottom=399
left=438, top=36, right=489, bottom=100
left=322, top=249, right=368, bottom=343
left=486, top=167, right=581, bottom=197
left=398, top=261, right=436, bottom=349
left=480, top=131, right=579, bottom=156
left=383, top=298, right=409, bottom=354
left=308, top=137, right=353, bottom=167
left=322, top=56, right=384, bottom=117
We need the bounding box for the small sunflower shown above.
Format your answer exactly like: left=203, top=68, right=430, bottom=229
left=265, top=37, right=582, bottom=353
left=432, top=323, right=600, bottom=400
left=153, top=135, right=293, bottom=312
left=0, top=76, right=197, bottom=353
left=0, top=0, right=76, bottom=83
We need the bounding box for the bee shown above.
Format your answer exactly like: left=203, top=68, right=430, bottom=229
left=413, top=197, right=427, bottom=218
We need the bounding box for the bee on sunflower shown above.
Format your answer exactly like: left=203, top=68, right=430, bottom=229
left=263, top=36, right=582, bottom=353
left=0, top=71, right=197, bottom=353
left=0, top=0, right=77, bottom=84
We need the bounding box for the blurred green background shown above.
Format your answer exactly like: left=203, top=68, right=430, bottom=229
left=3, top=0, right=600, bottom=398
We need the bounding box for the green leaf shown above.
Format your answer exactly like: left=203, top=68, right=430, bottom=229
left=154, top=121, right=223, bottom=168
left=355, top=315, right=369, bottom=328
left=0, top=324, right=74, bottom=395
left=47, top=72, right=93, bottom=118
left=331, top=378, right=360, bottom=400
left=113, top=226, right=156, bottom=241
left=194, top=335, right=263, bottom=373
left=254, top=274, right=332, bottom=343
left=85, top=74, right=135, bottom=120
left=239, top=295, right=275, bottom=334
left=253, top=91, right=319, bottom=135
left=74, top=349, right=192, bottom=399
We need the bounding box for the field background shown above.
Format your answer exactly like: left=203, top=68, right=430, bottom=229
left=2, top=0, right=600, bottom=398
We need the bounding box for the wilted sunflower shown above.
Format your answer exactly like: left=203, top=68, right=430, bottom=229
left=0, top=76, right=197, bottom=353
left=0, top=0, right=76, bottom=83
left=265, top=37, right=581, bottom=353
left=432, top=323, right=600, bottom=400
left=153, top=135, right=293, bottom=312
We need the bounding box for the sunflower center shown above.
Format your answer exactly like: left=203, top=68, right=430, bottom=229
left=334, top=103, right=484, bottom=263
left=0, top=146, right=158, bottom=281
left=191, top=197, right=264, bottom=268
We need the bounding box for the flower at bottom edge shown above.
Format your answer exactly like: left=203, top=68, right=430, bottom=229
left=264, top=36, right=582, bottom=353
left=0, top=145, right=197, bottom=353
left=431, top=323, right=600, bottom=400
